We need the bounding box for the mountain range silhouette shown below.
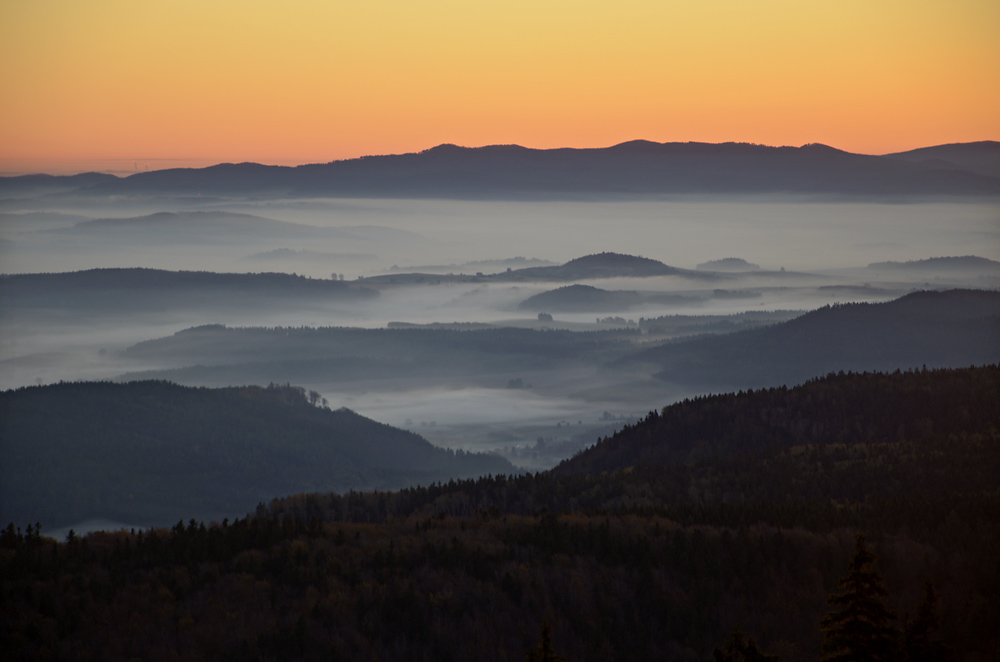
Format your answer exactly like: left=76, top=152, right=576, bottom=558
left=3, top=141, right=998, bottom=198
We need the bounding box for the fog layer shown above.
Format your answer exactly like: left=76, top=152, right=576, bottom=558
left=2, top=194, right=998, bottom=469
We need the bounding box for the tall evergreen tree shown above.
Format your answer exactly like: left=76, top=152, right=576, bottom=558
left=527, top=623, right=566, bottom=662
left=901, top=582, right=950, bottom=662
left=820, top=534, right=898, bottom=662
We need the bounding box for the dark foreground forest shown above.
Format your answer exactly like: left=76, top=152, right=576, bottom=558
left=2, top=366, right=998, bottom=661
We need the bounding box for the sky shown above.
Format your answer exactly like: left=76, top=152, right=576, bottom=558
left=1, top=0, right=998, bottom=174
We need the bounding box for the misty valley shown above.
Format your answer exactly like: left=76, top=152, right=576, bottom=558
left=2, top=143, right=1000, bottom=660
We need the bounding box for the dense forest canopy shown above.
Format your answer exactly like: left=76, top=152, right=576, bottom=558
left=2, top=366, right=997, bottom=660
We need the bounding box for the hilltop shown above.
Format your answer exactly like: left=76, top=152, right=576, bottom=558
left=361, top=252, right=700, bottom=286
left=517, top=283, right=694, bottom=313
left=696, top=257, right=761, bottom=271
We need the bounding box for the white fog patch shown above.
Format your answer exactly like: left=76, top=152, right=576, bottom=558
left=325, top=386, right=598, bottom=436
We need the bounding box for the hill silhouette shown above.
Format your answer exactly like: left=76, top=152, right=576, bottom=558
left=628, top=289, right=1000, bottom=389
left=867, top=255, right=1000, bottom=271
left=884, top=141, right=1000, bottom=179
left=361, top=252, right=698, bottom=286
left=517, top=283, right=694, bottom=312
left=0, top=268, right=377, bottom=313
left=696, top=257, right=761, bottom=271
left=0, top=381, right=512, bottom=528
left=518, top=284, right=645, bottom=312
left=6, top=141, right=999, bottom=199
left=555, top=364, right=1000, bottom=476
left=508, top=252, right=688, bottom=279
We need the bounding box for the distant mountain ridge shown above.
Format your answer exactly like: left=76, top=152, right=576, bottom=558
left=867, top=255, right=1000, bottom=271
left=4, top=140, right=999, bottom=199
left=884, top=141, right=1000, bottom=179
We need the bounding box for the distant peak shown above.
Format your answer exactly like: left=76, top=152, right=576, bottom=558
left=563, top=252, right=666, bottom=267
left=422, top=143, right=467, bottom=154
left=609, top=139, right=662, bottom=150
left=798, top=143, right=847, bottom=154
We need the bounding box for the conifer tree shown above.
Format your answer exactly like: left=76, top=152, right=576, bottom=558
left=527, top=623, right=566, bottom=662
left=901, top=582, right=950, bottom=662
left=820, top=534, right=898, bottom=662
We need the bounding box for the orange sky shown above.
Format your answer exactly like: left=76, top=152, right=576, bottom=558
left=1, top=0, right=998, bottom=174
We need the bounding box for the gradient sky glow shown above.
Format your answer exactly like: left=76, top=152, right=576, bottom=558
left=2, top=0, right=998, bottom=174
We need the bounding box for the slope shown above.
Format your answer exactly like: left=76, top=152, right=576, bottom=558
left=627, top=288, right=1000, bottom=390
left=0, top=381, right=512, bottom=528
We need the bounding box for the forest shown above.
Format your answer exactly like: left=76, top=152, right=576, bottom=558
left=0, top=381, right=511, bottom=528
left=2, top=366, right=996, bottom=661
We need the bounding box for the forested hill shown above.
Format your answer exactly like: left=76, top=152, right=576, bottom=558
left=0, top=381, right=511, bottom=528
left=631, top=288, right=1000, bottom=389
left=555, top=364, right=1000, bottom=476
left=359, top=252, right=701, bottom=285
left=3, top=366, right=998, bottom=660
left=0, top=268, right=377, bottom=312
left=496, top=252, right=690, bottom=281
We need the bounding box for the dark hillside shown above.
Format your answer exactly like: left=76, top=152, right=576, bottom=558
left=0, top=268, right=377, bottom=313
left=559, top=252, right=680, bottom=276
left=3, top=366, right=998, bottom=660
left=0, top=381, right=511, bottom=528
left=884, top=140, right=1000, bottom=179
left=554, top=364, right=1000, bottom=476
left=631, top=288, right=1000, bottom=389
left=496, top=251, right=692, bottom=281
left=518, top=284, right=644, bottom=312
left=119, top=324, right=641, bottom=387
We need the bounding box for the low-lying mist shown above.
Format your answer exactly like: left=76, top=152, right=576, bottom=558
left=2, top=193, right=998, bottom=471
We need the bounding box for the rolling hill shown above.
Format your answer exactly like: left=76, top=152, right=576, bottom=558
left=0, top=267, right=378, bottom=313
left=628, top=288, right=1000, bottom=390
left=361, top=252, right=704, bottom=286
left=517, top=283, right=695, bottom=312
left=0, top=381, right=512, bottom=528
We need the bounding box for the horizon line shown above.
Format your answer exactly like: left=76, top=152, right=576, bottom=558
left=2, top=138, right=997, bottom=178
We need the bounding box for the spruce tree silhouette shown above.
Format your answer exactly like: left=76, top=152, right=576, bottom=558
left=527, top=623, right=566, bottom=662
left=820, top=534, right=898, bottom=662
left=901, top=582, right=950, bottom=662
